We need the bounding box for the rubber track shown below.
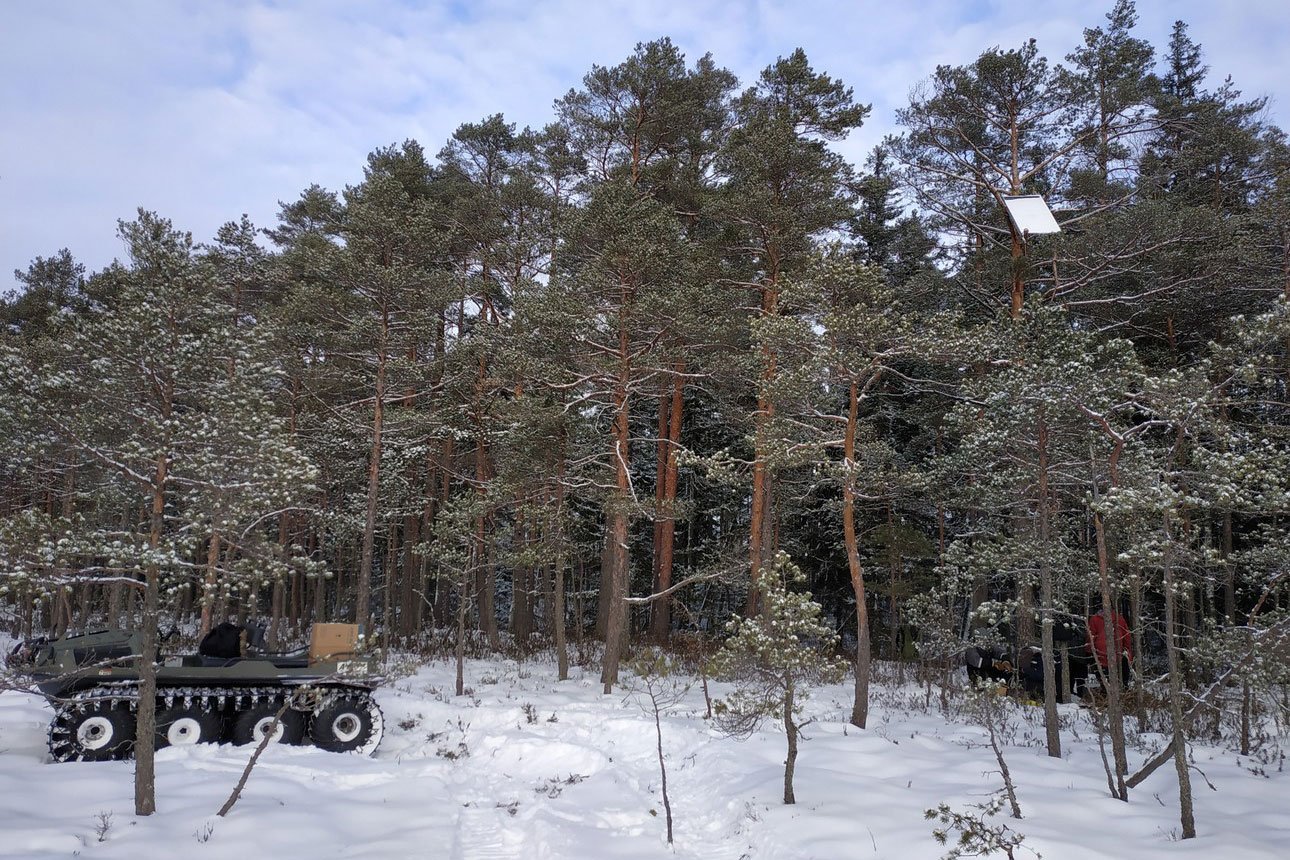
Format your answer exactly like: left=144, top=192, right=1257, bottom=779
left=47, top=682, right=380, bottom=761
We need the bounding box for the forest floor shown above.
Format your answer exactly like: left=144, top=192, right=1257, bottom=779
left=0, top=652, right=1286, bottom=859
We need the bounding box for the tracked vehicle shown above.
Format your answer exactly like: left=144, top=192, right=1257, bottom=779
left=9, top=623, right=384, bottom=762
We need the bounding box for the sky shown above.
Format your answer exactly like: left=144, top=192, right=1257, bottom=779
left=3, top=0, right=1289, bottom=292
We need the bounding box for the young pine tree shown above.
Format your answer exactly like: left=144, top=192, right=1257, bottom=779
left=709, top=553, right=849, bottom=804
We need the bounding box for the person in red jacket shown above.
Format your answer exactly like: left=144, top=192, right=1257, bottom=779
left=1087, top=601, right=1133, bottom=688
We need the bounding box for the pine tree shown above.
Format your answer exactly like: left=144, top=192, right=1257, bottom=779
left=1062, top=0, right=1156, bottom=203
left=5, top=249, right=88, bottom=335
left=895, top=37, right=1119, bottom=317
left=709, top=553, right=849, bottom=804
left=811, top=254, right=910, bottom=728
left=0, top=211, right=315, bottom=815
left=1141, top=21, right=1270, bottom=211
left=939, top=305, right=1148, bottom=758
left=550, top=182, right=691, bottom=691
left=715, top=49, right=868, bottom=610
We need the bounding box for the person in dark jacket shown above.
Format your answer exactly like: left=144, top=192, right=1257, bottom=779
left=965, top=641, right=1012, bottom=684
left=964, top=620, right=1016, bottom=685
left=198, top=622, right=246, bottom=660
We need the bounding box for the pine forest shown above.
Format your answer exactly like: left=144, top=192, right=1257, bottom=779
left=2, top=3, right=1288, bottom=855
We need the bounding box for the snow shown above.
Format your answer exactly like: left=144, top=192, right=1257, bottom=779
left=1, top=658, right=1286, bottom=859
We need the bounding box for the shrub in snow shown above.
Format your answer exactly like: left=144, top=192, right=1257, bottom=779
left=624, top=650, right=691, bottom=845
left=708, top=553, right=849, bottom=804
left=926, top=792, right=1037, bottom=860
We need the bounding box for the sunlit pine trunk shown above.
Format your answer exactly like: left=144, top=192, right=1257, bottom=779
left=1010, top=231, right=1025, bottom=318
left=650, top=390, right=668, bottom=630
left=747, top=261, right=780, bottom=616
left=1016, top=558, right=1036, bottom=646
left=1008, top=118, right=1025, bottom=319
left=601, top=292, right=633, bottom=693
left=649, top=365, right=684, bottom=642
left=843, top=379, right=871, bottom=729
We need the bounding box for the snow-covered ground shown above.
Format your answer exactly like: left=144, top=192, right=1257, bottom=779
left=1, top=657, right=1286, bottom=859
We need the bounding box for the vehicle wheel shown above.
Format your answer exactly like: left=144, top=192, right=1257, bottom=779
left=231, top=705, right=305, bottom=746
left=309, top=695, right=384, bottom=755
left=49, top=700, right=136, bottom=762
left=156, top=703, right=224, bottom=749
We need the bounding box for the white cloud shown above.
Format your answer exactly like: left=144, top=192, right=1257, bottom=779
left=2, top=0, right=1287, bottom=288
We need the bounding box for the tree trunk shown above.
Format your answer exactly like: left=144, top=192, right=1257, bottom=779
left=382, top=529, right=395, bottom=659
left=414, top=450, right=436, bottom=635
left=432, top=438, right=455, bottom=629
left=554, top=445, right=570, bottom=681
left=511, top=511, right=535, bottom=644
left=268, top=577, right=284, bottom=651
left=747, top=280, right=779, bottom=617
left=600, top=515, right=630, bottom=693
left=1222, top=511, right=1235, bottom=622
left=1162, top=514, right=1197, bottom=838
left=889, top=503, right=903, bottom=668
left=1037, top=413, right=1061, bottom=757
left=473, top=427, right=498, bottom=647
left=1010, top=231, right=1025, bottom=318
left=651, top=693, right=674, bottom=844
left=843, top=380, right=871, bottom=729
left=512, top=560, right=533, bottom=643
left=783, top=680, right=797, bottom=805
left=267, top=513, right=289, bottom=650
left=1094, top=512, right=1129, bottom=800
left=650, top=367, right=684, bottom=642
left=76, top=581, right=92, bottom=633
left=357, top=325, right=388, bottom=633
left=198, top=533, right=221, bottom=638
left=594, top=549, right=611, bottom=640
left=401, top=513, right=419, bottom=640
left=1017, top=575, right=1036, bottom=646
left=747, top=456, right=770, bottom=617
left=455, top=566, right=468, bottom=697
left=312, top=565, right=326, bottom=627
left=134, top=454, right=166, bottom=817
left=600, top=370, right=632, bottom=693
left=574, top=558, right=586, bottom=646
left=650, top=391, right=668, bottom=629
